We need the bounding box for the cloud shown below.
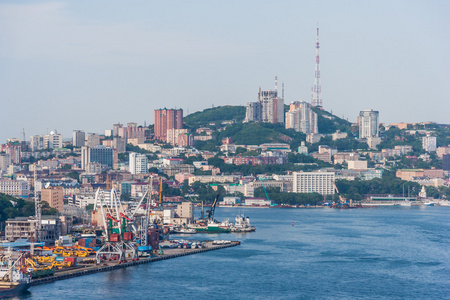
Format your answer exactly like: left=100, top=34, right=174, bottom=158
left=0, top=2, right=251, bottom=66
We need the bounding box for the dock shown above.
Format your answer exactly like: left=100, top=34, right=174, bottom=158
left=31, top=241, right=240, bottom=286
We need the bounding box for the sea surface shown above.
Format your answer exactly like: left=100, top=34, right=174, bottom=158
left=20, top=207, right=450, bottom=299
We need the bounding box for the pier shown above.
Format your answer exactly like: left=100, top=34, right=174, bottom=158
left=31, top=241, right=240, bottom=286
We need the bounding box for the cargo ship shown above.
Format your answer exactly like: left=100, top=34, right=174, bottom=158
left=0, top=251, right=32, bottom=298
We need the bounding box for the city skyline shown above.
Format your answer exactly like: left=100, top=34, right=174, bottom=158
left=1, top=1, right=449, bottom=143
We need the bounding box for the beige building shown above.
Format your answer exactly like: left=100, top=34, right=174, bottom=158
left=5, top=216, right=62, bottom=244
left=41, top=186, right=64, bottom=212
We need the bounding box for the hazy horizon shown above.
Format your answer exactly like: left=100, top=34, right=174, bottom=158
left=1, top=1, right=449, bottom=143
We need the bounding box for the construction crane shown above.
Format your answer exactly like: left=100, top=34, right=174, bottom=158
left=332, top=180, right=346, bottom=204
left=259, top=177, right=270, bottom=202
left=158, top=177, right=163, bottom=208
left=206, top=194, right=220, bottom=221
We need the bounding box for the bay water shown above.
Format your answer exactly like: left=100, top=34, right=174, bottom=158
left=23, top=207, right=449, bottom=299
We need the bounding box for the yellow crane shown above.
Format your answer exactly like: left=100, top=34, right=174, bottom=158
left=332, top=180, right=346, bottom=204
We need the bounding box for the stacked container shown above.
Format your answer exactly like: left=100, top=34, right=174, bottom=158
left=110, top=234, right=120, bottom=242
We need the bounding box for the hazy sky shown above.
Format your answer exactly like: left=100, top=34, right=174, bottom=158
left=1, top=0, right=449, bottom=143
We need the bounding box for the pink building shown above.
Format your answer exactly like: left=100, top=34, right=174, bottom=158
left=154, top=109, right=183, bottom=142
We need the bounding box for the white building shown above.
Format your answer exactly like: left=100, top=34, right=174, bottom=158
left=0, top=179, right=29, bottom=197
left=422, top=134, right=437, bottom=152
left=348, top=160, right=368, bottom=170
left=129, top=152, right=148, bottom=174
left=45, top=131, right=63, bottom=149
left=292, top=171, right=335, bottom=195
left=73, top=130, right=85, bottom=147
left=359, top=109, right=379, bottom=139
left=244, top=198, right=272, bottom=206
left=285, top=101, right=318, bottom=134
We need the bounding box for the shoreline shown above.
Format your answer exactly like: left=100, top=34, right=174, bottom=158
left=31, top=241, right=240, bottom=286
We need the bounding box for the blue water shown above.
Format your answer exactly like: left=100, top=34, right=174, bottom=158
left=21, top=207, right=450, bottom=299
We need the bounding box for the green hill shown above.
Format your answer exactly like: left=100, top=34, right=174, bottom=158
left=184, top=105, right=245, bottom=128
left=312, top=107, right=353, bottom=134
left=186, top=105, right=354, bottom=150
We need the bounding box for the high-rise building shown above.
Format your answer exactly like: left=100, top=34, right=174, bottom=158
left=245, top=87, right=284, bottom=124
left=90, top=145, right=114, bottom=169
left=285, top=101, right=318, bottom=134
left=422, top=133, right=437, bottom=152
left=86, top=133, right=101, bottom=148
left=0, top=153, right=11, bottom=172
left=81, top=146, right=90, bottom=170
left=113, top=123, right=123, bottom=137
left=292, top=171, right=335, bottom=195
left=118, top=123, right=148, bottom=141
left=129, top=152, right=148, bottom=174
left=154, top=109, right=183, bottom=142
left=443, top=154, right=450, bottom=171
left=45, top=131, right=63, bottom=149
left=30, top=132, right=63, bottom=150
left=113, top=137, right=126, bottom=153
left=4, top=141, right=21, bottom=164
left=359, top=110, right=379, bottom=139
left=73, top=130, right=85, bottom=147
left=245, top=102, right=260, bottom=122
left=30, top=135, right=46, bottom=151
left=82, top=145, right=114, bottom=169
left=41, top=186, right=64, bottom=212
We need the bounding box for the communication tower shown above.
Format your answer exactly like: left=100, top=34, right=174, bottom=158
left=311, top=26, right=322, bottom=108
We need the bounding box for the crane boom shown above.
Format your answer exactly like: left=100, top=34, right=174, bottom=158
left=207, top=194, right=220, bottom=221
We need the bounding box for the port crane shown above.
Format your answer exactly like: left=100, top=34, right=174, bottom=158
left=95, top=188, right=137, bottom=262
left=206, top=194, right=220, bottom=222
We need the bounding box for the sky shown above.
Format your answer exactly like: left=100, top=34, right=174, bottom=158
left=1, top=0, right=449, bottom=143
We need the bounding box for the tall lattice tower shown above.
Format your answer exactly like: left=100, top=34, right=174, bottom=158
left=311, top=27, right=322, bottom=108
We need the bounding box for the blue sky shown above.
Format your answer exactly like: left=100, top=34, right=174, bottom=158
left=0, top=0, right=449, bottom=143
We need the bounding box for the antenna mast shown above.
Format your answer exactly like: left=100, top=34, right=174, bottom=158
left=311, top=26, right=322, bottom=108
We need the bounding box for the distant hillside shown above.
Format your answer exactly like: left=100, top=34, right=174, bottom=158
left=312, top=107, right=353, bottom=134
left=186, top=105, right=355, bottom=151
left=217, top=122, right=305, bottom=146
left=184, top=106, right=245, bottom=128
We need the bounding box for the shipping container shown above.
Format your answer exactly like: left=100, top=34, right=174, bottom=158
left=123, top=232, right=134, bottom=241
left=110, top=233, right=120, bottom=242
left=138, top=246, right=152, bottom=252
left=64, top=257, right=77, bottom=266
left=55, top=257, right=65, bottom=262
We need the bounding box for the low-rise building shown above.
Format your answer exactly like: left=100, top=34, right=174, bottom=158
left=0, top=179, right=29, bottom=197
left=5, top=215, right=62, bottom=244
